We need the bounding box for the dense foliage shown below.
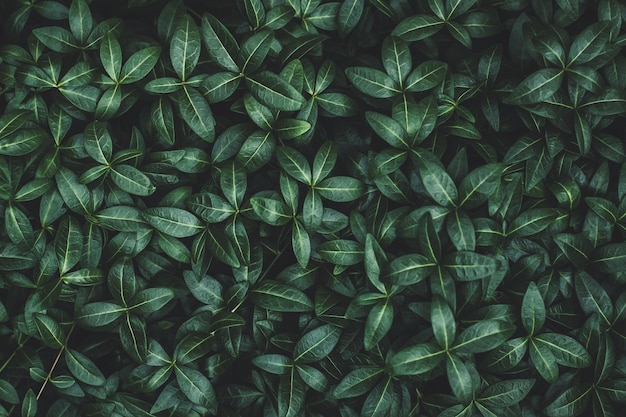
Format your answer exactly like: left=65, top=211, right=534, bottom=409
left=1, top=0, right=626, bottom=416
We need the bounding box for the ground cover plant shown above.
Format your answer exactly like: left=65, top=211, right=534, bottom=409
left=1, top=0, right=626, bottom=416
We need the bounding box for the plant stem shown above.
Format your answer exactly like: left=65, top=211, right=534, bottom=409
left=36, top=323, right=76, bottom=400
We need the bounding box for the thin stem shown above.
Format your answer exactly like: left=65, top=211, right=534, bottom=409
left=36, top=323, right=76, bottom=400
left=0, top=336, right=27, bottom=374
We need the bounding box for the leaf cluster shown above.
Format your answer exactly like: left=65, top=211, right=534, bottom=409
left=1, top=0, right=626, bottom=417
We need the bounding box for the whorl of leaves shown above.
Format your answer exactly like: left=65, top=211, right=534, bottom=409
left=1, top=0, right=626, bottom=416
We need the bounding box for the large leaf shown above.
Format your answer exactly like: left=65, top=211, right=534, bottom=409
left=506, top=68, right=564, bottom=105
left=170, top=14, right=201, bottom=80
left=246, top=71, right=306, bottom=111
left=143, top=207, right=203, bottom=238
left=388, top=343, right=445, bottom=376
left=452, top=319, right=515, bottom=353
left=293, top=324, right=341, bottom=363
left=252, top=281, right=314, bottom=312
left=175, top=366, right=218, bottom=414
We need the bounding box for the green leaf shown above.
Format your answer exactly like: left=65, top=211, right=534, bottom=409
left=238, top=30, right=273, bottom=74
left=33, top=27, right=79, bottom=52
left=317, top=239, right=363, bottom=266
left=404, top=61, right=447, bottom=92
left=0, top=379, right=19, bottom=404
left=246, top=71, right=305, bottom=111
left=568, top=23, right=609, bottom=66
left=317, top=176, right=365, bottom=202
left=508, top=208, right=560, bottom=237
left=338, top=0, right=364, bottom=37
left=119, top=314, right=147, bottom=363
left=554, top=233, right=591, bottom=268
left=175, top=366, right=217, bottom=414
left=250, top=197, right=292, bottom=226
left=345, top=67, right=400, bottom=98
left=252, top=281, right=314, bottom=312
left=145, top=77, right=183, bottom=94
left=119, top=46, right=161, bottom=84
left=293, top=324, right=341, bottom=363
left=364, top=300, right=393, bottom=350
left=143, top=207, right=203, bottom=238
left=431, top=296, right=456, bottom=349
left=111, top=165, right=155, bottom=196
left=382, top=36, right=411, bottom=86
left=33, top=313, right=65, bottom=348
left=21, top=389, right=37, bottom=417
left=252, top=354, right=292, bottom=375
left=278, top=368, right=306, bottom=417
left=176, top=86, right=215, bottom=142
left=62, top=268, right=104, bottom=286
left=446, top=210, right=475, bottom=251
left=521, top=282, right=545, bottom=335
left=506, top=68, right=564, bottom=105
left=334, top=366, right=383, bottom=399
left=575, top=270, right=613, bottom=325
left=545, top=384, right=592, bottom=417
left=458, top=163, right=503, bottom=208
left=292, top=220, right=310, bottom=268
left=5, top=204, right=34, bottom=248
left=170, top=14, right=201, bottom=80
left=362, top=377, right=394, bottom=417
left=296, top=364, right=327, bottom=392
left=130, top=288, right=175, bottom=315
left=366, top=111, right=409, bottom=149
left=77, top=302, right=124, bottom=327
left=452, top=319, right=515, bottom=353
left=530, top=338, right=559, bottom=382
left=417, top=158, right=458, bottom=207
left=316, top=94, right=357, bottom=118
left=478, top=379, right=535, bottom=408
left=482, top=337, right=528, bottom=371
left=384, top=254, right=435, bottom=285
left=535, top=333, right=591, bottom=368
left=444, top=251, right=497, bottom=281
left=95, top=206, right=148, bottom=232
left=100, top=33, right=121, bottom=81
left=65, top=349, right=106, bottom=386
left=446, top=353, right=473, bottom=403
left=592, top=243, right=626, bottom=273
left=201, top=13, right=240, bottom=72
left=388, top=342, right=445, bottom=376
left=275, top=119, right=311, bottom=141
left=277, top=146, right=311, bottom=184
left=392, top=14, right=444, bottom=42
left=68, top=0, right=92, bottom=43
left=55, top=215, right=82, bottom=275
left=0, top=128, right=45, bottom=156
left=0, top=111, right=31, bottom=140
